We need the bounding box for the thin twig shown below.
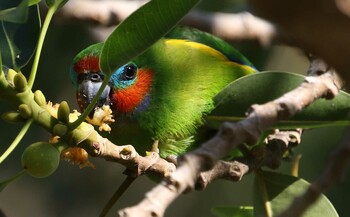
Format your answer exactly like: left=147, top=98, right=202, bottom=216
left=100, top=176, right=136, bottom=217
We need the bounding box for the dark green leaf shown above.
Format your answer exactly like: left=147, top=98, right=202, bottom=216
left=100, top=0, right=200, bottom=75
left=45, top=0, right=68, bottom=10
left=0, top=0, right=40, bottom=22
left=28, top=0, right=41, bottom=6
left=254, top=171, right=338, bottom=217
left=211, top=206, right=254, bottom=217
left=0, top=4, right=40, bottom=70
left=0, top=0, right=29, bottom=23
left=206, top=71, right=350, bottom=129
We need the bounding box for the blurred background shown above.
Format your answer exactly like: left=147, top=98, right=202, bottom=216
left=0, top=0, right=349, bottom=216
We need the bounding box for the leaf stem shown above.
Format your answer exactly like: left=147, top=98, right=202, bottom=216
left=0, top=41, right=2, bottom=73
left=99, top=176, right=136, bottom=217
left=291, top=154, right=302, bottom=177
left=0, top=119, right=33, bottom=164
left=69, top=74, right=112, bottom=130
left=256, top=171, right=273, bottom=217
left=1, top=22, right=17, bottom=70
left=28, top=7, right=56, bottom=89
left=0, top=170, right=26, bottom=192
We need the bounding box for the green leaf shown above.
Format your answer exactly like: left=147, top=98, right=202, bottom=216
left=100, top=0, right=201, bottom=75
left=45, top=0, right=68, bottom=10
left=211, top=206, right=254, bottom=217
left=0, top=0, right=40, bottom=23
left=28, top=0, right=41, bottom=6
left=254, top=171, right=338, bottom=217
left=0, top=0, right=29, bottom=23
left=206, top=71, right=350, bottom=129
left=0, top=3, right=40, bottom=70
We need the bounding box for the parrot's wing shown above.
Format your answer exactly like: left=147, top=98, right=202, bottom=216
left=165, top=26, right=256, bottom=69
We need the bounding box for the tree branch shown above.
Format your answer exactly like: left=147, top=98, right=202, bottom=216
left=195, top=128, right=302, bottom=190
left=55, top=0, right=276, bottom=44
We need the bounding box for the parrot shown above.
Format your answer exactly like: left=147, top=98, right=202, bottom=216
left=70, top=27, right=257, bottom=158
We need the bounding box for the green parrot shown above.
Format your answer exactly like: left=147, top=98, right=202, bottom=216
left=70, top=27, right=257, bottom=158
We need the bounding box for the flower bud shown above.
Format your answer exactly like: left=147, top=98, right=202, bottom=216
left=14, top=73, right=28, bottom=92
left=57, top=101, right=70, bottom=124
left=53, top=123, right=68, bottom=137
left=34, top=90, right=47, bottom=107
left=6, top=68, right=17, bottom=84
left=18, top=104, right=32, bottom=119
left=1, top=111, right=24, bottom=123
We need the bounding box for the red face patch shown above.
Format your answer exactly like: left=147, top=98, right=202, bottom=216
left=110, top=68, right=153, bottom=114
left=74, top=56, right=100, bottom=73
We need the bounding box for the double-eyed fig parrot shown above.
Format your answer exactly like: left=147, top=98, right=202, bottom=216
left=70, top=27, right=256, bottom=158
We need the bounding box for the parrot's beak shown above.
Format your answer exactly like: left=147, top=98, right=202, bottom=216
left=77, top=79, right=111, bottom=117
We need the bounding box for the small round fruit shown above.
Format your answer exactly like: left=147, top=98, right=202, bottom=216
left=21, top=142, right=60, bottom=178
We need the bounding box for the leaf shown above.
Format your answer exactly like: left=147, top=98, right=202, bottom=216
left=0, top=0, right=40, bottom=23
left=254, top=171, right=338, bottom=217
left=28, top=0, right=41, bottom=6
left=100, top=0, right=200, bottom=75
left=211, top=206, right=254, bottom=217
left=0, top=0, right=29, bottom=23
left=45, top=0, right=68, bottom=10
left=0, top=3, right=40, bottom=70
left=206, top=71, right=350, bottom=129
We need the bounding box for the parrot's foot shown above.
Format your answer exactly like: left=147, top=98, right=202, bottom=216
left=165, top=155, right=178, bottom=166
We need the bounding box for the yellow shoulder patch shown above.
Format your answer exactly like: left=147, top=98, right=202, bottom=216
left=164, top=39, right=256, bottom=73
left=165, top=39, right=228, bottom=61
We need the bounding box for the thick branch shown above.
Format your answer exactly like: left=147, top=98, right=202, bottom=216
left=55, top=0, right=276, bottom=44
left=74, top=129, right=176, bottom=178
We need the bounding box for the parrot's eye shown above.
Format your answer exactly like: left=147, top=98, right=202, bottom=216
left=122, top=63, right=137, bottom=81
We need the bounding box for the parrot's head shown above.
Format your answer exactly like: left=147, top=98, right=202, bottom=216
left=70, top=43, right=154, bottom=117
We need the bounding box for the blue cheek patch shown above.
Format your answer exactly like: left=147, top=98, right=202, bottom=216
left=134, top=94, right=151, bottom=114
left=70, top=66, right=78, bottom=89
left=111, top=64, right=137, bottom=89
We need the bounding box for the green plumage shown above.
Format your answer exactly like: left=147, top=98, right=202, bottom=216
left=71, top=27, right=256, bottom=157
